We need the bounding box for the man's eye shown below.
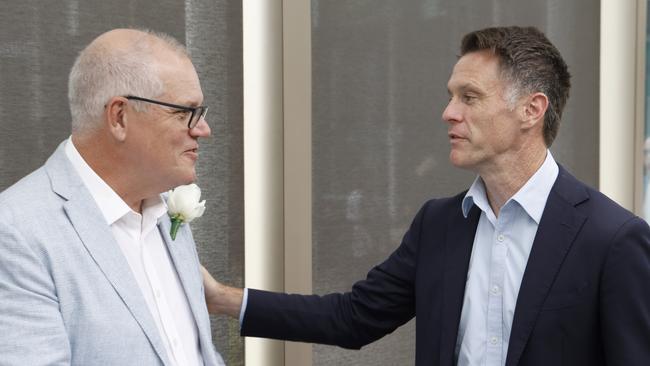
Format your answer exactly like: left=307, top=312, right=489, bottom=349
left=462, top=94, right=477, bottom=103
left=174, top=110, right=190, bottom=119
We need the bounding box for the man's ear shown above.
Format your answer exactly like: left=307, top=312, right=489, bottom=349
left=521, top=92, right=549, bottom=130
left=104, top=96, right=129, bottom=142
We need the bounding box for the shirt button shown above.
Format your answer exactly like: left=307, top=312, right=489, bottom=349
left=172, top=338, right=179, bottom=348
left=491, top=285, right=500, bottom=295
left=497, top=234, right=504, bottom=242
left=490, top=336, right=499, bottom=345
left=155, top=290, right=161, bottom=299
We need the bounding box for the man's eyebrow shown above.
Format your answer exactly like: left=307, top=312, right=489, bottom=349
left=177, top=100, right=201, bottom=107
left=448, top=83, right=483, bottom=95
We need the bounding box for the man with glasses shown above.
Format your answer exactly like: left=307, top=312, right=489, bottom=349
left=0, top=29, right=224, bottom=365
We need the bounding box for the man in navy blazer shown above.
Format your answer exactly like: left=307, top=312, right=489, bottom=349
left=204, top=26, right=650, bottom=365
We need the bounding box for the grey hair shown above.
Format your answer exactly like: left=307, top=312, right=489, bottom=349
left=68, top=29, right=188, bottom=133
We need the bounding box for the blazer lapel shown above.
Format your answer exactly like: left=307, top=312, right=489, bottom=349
left=505, top=169, right=588, bottom=366
left=158, top=218, right=220, bottom=365
left=439, top=205, right=481, bottom=366
left=46, top=143, right=172, bottom=366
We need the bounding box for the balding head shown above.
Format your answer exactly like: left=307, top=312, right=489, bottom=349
left=68, top=29, right=189, bottom=134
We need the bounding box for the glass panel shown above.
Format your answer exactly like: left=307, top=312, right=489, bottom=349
left=0, top=2, right=244, bottom=364
left=184, top=2, right=245, bottom=365
left=311, top=0, right=599, bottom=364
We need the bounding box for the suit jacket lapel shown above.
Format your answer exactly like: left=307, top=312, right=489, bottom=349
left=439, top=204, right=481, bottom=366
left=46, top=143, right=172, bottom=366
left=158, top=218, right=218, bottom=365
left=505, top=168, right=588, bottom=366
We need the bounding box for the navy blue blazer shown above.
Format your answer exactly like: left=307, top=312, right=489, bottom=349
left=242, top=167, right=650, bottom=366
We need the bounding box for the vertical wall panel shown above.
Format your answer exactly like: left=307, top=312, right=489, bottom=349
left=184, top=1, right=245, bottom=365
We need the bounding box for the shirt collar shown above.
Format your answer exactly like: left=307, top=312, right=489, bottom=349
left=64, top=136, right=167, bottom=226
left=462, top=151, right=559, bottom=224
left=462, top=176, right=491, bottom=219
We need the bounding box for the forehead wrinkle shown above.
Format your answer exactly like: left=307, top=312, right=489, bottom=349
left=157, top=61, right=203, bottom=106
left=447, top=78, right=490, bottom=96
left=452, top=51, right=503, bottom=83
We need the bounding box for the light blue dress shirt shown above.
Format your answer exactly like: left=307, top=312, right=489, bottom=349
left=454, top=151, right=558, bottom=366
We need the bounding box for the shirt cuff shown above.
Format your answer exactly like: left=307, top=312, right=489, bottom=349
left=239, top=287, right=249, bottom=328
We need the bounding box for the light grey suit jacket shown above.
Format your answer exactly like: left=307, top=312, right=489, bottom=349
left=0, top=142, right=225, bottom=366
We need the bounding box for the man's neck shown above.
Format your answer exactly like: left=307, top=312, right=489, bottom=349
left=72, top=134, right=145, bottom=213
left=479, top=146, right=548, bottom=216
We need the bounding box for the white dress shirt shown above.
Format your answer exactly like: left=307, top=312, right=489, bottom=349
left=455, top=151, right=559, bottom=366
left=65, top=137, right=204, bottom=366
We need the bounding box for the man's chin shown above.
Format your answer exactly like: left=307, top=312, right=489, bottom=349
left=449, top=152, right=466, bottom=168
left=164, top=171, right=197, bottom=191
left=181, top=174, right=197, bottom=186
left=449, top=154, right=476, bottom=171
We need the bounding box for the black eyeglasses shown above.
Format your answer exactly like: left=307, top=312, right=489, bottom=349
left=124, top=95, right=208, bottom=129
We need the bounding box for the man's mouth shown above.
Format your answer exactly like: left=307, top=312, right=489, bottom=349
left=448, top=132, right=465, bottom=141
left=184, top=147, right=199, bottom=159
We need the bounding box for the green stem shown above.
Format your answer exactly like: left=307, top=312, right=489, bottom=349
left=170, top=218, right=182, bottom=240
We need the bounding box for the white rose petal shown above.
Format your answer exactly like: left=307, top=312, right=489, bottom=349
left=167, top=190, right=179, bottom=213
left=168, top=183, right=207, bottom=222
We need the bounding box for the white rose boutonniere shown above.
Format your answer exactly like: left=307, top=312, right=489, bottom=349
left=167, top=183, right=206, bottom=240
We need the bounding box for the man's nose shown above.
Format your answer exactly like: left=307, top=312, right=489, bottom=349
left=442, top=100, right=460, bottom=124
left=190, top=117, right=211, bottom=137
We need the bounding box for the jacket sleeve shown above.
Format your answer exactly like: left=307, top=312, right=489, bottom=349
left=0, top=220, right=71, bottom=366
left=241, top=201, right=431, bottom=349
left=600, top=216, right=650, bottom=365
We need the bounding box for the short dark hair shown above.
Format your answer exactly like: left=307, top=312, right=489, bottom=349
left=460, top=26, right=571, bottom=146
